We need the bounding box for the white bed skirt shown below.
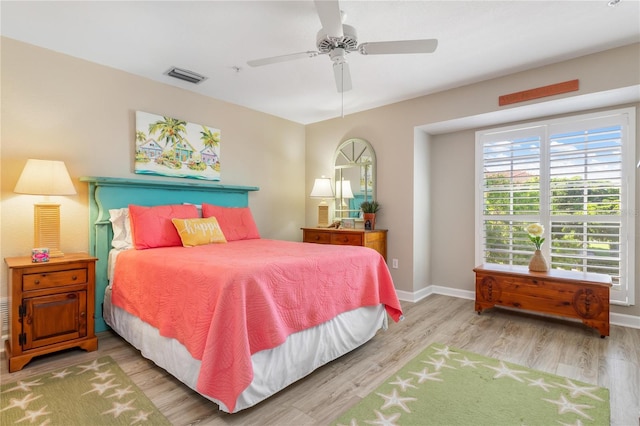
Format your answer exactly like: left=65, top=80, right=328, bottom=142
left=103, top=286, right=386, bottom=412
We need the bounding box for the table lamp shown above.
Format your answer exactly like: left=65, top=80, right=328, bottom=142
left=310, top=177, right=334, bottom=227
left=335, top=178, right=354, bottom=218
left=14, top=159, right=77, bottom=257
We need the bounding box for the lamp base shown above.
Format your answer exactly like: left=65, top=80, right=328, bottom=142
left=317, top=204, right=330, bottom=227
left=34, top=203, right=64, bottom=257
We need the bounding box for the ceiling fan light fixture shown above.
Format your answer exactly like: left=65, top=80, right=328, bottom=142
left=165, top=67, right=208, bottom=84
left=316, top=24, right=358, bottom=53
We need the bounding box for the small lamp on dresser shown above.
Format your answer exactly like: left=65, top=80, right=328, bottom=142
left=14, top=159, right=77, bottom=258
left=310, top=176, right=334, bottom=227
left=336, top=178, right=354, bottom=218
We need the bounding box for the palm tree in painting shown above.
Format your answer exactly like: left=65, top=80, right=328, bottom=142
left=136, top=130, right=147, bottom=145
left=200, top=126, right=220, bottom=149
left=148, top=117, right=187, bottom=151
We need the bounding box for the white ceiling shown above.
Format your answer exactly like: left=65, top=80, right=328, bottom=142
left=2, top=1, right=639, bottom=124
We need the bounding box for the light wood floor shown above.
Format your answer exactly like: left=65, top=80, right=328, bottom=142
left=2, top=295, right=639, bottom=425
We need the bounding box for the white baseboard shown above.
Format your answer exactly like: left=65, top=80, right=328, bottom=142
left=398, top=285, right=640, bottom=330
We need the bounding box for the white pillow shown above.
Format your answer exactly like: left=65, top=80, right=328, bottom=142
left=109, top=208, right=133, bottom=249
left=183, top=202, right=203, bottom=217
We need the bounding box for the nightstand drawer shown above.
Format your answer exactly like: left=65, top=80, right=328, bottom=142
left=301, top=228, right=387, bottom=260
left=23, top=268, right=88, bottom=291
left=303, top=231, right=331, bottom=244
left=331, top=233, right=364, bottom=246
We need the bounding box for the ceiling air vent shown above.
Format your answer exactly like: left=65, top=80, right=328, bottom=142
left=165, top=67, right=207, bottom=84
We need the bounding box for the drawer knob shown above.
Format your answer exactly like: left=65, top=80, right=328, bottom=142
left=34, top=280, right=40, bottom=285
left=72, top=275, right=78, bottom=281
left=80, top=311, right=86, bottom=318
left=314, top=236, right=320, bottom=240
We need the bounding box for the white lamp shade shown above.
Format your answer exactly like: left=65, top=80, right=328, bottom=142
left=14, top=159, right=77, bottom=195
left=310, top=177, right=334, bottom=198
left=336, top=179, right=354, bottom=199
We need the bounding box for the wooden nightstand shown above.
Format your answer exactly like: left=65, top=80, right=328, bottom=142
left=301, top=227, right=388, bottom=260
left=4, top=253, right=98, bottom=372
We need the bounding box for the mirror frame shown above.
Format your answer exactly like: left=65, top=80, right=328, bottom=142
left=333, top=138, right=376, bottom=220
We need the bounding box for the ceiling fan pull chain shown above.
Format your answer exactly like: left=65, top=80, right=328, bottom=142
left=341, top=64, right=344, bottom=118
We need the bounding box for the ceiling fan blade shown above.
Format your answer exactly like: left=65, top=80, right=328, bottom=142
left=314, top=0, right=343, bottom=38
left=333, top=61, right=352, bottom=92
left=359, top=39, right=438, bottom=55
left=247, top=51, right=319, bottom=67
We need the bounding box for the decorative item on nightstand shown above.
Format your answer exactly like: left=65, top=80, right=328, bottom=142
left=360, top=200, right=380, bottom=230
left=525, top=223, right=548, bottom=272
left=14, top=159, right=77, bottom=258
left=310, top=176, right=334, bottom=227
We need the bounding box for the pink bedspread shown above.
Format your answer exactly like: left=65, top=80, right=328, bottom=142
left=111, top=239, right=402, bottom=412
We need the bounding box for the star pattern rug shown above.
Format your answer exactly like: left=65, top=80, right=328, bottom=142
left=1, top=356, right=170, bottom=425
left=333, top=343, right=610, bottom=426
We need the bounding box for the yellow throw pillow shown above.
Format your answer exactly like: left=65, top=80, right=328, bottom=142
left=171, top=217, right=227, bottom=247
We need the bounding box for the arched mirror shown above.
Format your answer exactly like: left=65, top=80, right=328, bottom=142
left=333, top=138, right=376, bottom=219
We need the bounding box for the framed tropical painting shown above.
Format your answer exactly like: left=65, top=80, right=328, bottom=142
left=135, top=111, right=221, bottom=181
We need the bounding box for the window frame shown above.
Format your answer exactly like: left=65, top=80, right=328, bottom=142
left=475, top=107, right=636, bottom=306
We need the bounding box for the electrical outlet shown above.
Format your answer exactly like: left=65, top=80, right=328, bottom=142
left=392, top=258, right=398, bottom=269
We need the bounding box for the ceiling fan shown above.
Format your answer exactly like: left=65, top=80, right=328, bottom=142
left=246, top=0, right=438, bottom=93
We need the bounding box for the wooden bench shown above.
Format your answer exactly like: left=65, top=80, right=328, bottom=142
left=473, top=264, right=612, bottom=337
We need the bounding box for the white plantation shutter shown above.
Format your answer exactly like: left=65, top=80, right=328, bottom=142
left=476, top=108, right=635, bottom=305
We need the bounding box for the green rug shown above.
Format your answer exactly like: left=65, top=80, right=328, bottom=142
left=1, top=356, right=170, bottom=425
left=334, top=343, right=610, bottom=426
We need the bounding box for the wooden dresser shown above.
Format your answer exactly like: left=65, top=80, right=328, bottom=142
left=301, top=227, right=387, bottom=260
left=4, top=253, right=99, bottom=372
left=473, top=264, right=612, bottom=337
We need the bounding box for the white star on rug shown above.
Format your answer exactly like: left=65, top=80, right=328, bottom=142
left=82, top=378, right=120, bottom=396
left=376, top=388, right=417, bottom=413
left=0, top=393, right=42, bottom=412
left=91, top=369, right=116, bottom=381
left=555, top=379, right=604, bottom=401
left=364, top=409, right=401, bottom=426
left=102, top=399, right=137, bottom=418
left=388, top=376, right=417, bottom=392
left=432, top=346, right=458, bottom=359
left=543, top=394, right=594, bottom=420
left=422, top=357, right=456, bottom=371
left=1, top=379, right=43, bottom=393
left=15, top=404, right=51, bottom=423
left=75, top=359, right=110, bottom=374
left=108, top=385, right=135, bottom=399
left=130, top=410, right=153, bottom=424
left=410, top=368, right=443, bottom=384
left=51, top=369, right=72, bottom=379
left=526, top=377, right=556, bottom=392
left=485, top=361, right=529, bottom=383
left=453, top=356, right=482, bottom=369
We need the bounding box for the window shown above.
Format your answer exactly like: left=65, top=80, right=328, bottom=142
left=475, top=108, right=635, bottom=305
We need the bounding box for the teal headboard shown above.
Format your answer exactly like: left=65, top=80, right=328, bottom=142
left=80, top=176, right=259, bottom=332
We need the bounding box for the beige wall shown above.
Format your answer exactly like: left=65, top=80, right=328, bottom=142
left=306, top=43, right=640, bottom=318
left=1, top=37, right=306, bottom=300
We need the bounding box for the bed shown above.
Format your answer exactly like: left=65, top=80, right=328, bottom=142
left=81, top=176, right=403, bottom=413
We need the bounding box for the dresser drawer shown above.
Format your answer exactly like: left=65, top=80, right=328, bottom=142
left=23, top=268, right=88, bottom=291
left=303, top=230, right=331, bottom=244
left=331, top=233, right=364, bottom=246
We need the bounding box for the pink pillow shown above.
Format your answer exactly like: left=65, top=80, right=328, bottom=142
left=129, top=204, right=199, bottom=249
left=201, top=203, right=260, bottom=241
